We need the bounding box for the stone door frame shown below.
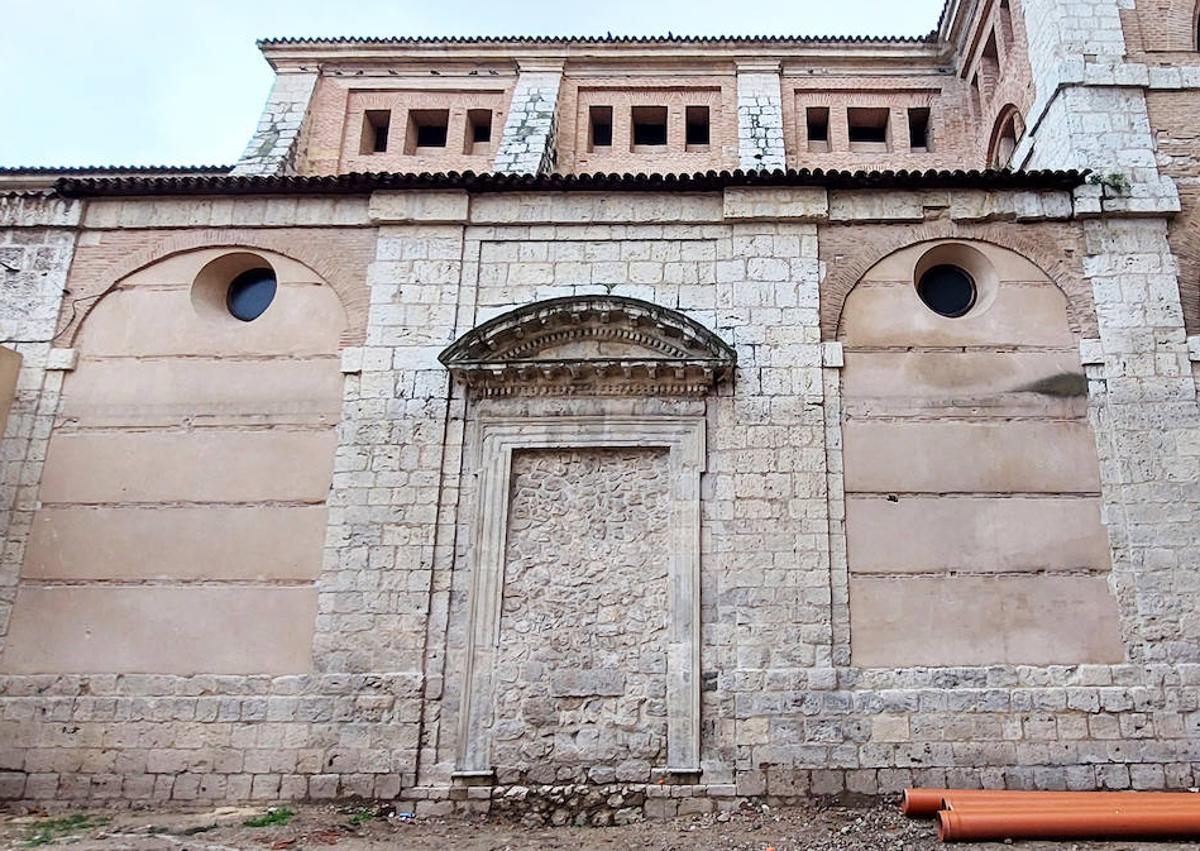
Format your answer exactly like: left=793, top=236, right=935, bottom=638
left=454, top=415, right=705, bottom=777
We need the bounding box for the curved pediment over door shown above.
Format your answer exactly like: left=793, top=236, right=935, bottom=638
left=439, top=295, right=736, bottom=396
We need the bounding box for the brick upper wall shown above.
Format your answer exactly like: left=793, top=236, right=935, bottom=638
left=1122, top=0, right=1199, bottom=54
left=273, top=0, right=1044, bottom=176
left=557, top=72, right=740, bottom=173
left=297, top=69, right=518, bottom=176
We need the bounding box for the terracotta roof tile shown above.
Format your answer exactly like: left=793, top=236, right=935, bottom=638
left=257, top=33, right=939, bottom=47
left=54, top=168, right=1086, bottom=198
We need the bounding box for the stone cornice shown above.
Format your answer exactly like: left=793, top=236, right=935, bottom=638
left=258, top=39, right=951, bottom=74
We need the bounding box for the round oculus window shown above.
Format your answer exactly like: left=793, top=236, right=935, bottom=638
left=226, top=267, right=277, bottom=322
left=917, top=264, right=976, bottom=318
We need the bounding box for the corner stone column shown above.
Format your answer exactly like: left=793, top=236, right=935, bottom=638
left=1018, top=0, right=1200, bottom=662
left=735, top=62, right=787, bottom=172
left=492, top=62, right=563, bottom=175
left=232, top=70, right=319, bottom=176
left=1082, top=218, right=1200, bottom=662
left=0, top=194, right=79, bottom=648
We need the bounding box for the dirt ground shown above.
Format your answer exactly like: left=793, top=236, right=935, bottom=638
left=2, top=801, right=1199, bottom=851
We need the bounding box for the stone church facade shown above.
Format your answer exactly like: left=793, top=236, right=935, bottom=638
left=0, top=0, right=1199, bottom=818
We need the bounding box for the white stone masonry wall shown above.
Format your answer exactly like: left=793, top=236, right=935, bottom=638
left=493, top=69, right=563, bottom=175
left=735, top=69, right=787, bottom=172
left=1082, top=218, right=1200, bottom=661
left=1018, top=0, right=1200, bottom=662
left=314, top=215, right=467, bottom=790
left=0, top=194, right=78, bottom=648
left=232, top=72, right=319, bottom=177
left=1019, top=0, right=1178, bottom=212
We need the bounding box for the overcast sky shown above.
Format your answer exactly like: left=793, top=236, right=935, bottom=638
left=1, top=0, right=945, bottom=168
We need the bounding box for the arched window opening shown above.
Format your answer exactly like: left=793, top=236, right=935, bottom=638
left=988, top=106, right=1025, bottom=169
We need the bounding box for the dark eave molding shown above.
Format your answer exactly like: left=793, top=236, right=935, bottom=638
left=54, top=168, right=1087, bottom=199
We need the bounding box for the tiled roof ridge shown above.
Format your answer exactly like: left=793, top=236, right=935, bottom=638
left=54, top=167, right=1086, bottom=198
left=257, top=32, right=941, bottom=47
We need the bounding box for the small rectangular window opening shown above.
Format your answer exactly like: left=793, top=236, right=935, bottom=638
left=908, top=107, right=931, bottom=152
left=589, top=105, right=613, bottom=150
left=361, top=110, right=391, bottom=154
left=847, top=107, right=890, bottom=151
left=806, top=106, right=830, bottom=153
left=980, top=32, right=1001, bottom=98
left=631, top=105, right=668, bottom=148
left=998, top=0, right=1014, bottom=48
left=685, top=105, right=710, bottom=148
left=465, top=109, right=492, bottom=154
left=407, top=109, right=449, bottom=153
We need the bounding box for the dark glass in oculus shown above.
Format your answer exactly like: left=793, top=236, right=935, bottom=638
left=917, top=264, right=976, bottom=317
left=226, top=268, right=277, bottom=321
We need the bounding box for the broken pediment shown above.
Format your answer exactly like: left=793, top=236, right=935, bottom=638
left=439, top=295, right=736, bottom=396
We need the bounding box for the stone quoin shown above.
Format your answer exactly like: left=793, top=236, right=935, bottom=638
left=1, top=0, right=1200, bottom=820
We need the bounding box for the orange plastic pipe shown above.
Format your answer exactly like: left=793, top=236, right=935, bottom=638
left=938, top=809, right=1200, bottom=842
left=901, top=788, right=1200, bottom=817
left=945, top=798, right=1199, bottom=812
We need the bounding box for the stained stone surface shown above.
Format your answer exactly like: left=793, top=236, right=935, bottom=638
left=490, top=447, right=671, bottom=783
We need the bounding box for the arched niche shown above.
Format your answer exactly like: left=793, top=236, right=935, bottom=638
left=836, top=238, right=1123, bottom=669
left=440, top=296, right=734, bottom=782
left=4, top=245, right=347, bottom=677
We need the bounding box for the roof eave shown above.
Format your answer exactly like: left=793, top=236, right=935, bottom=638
left=258, top=37, right=950, bottom=71
left=53, top=168, right=1088, bottom=199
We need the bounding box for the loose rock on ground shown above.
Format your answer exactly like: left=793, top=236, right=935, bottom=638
left=3, top=801, right=1200, bottom=850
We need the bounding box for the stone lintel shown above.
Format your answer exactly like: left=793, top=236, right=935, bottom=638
left=515, top=59, right=566, bottom=74
left=468, top=192, right=724, bottom=225
left=722, top=187, right=828, bottom=221
left=0, top=194, right=82, bottom=229
left=949, top=189, right=1075, bottom=222
left=734, top=59, right=782, bottom=75
left=80, top=196, right=372, bottom=229
left=827, top=188, right=1077, bottom=223
left=369, top=190, right=470, bottom=224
